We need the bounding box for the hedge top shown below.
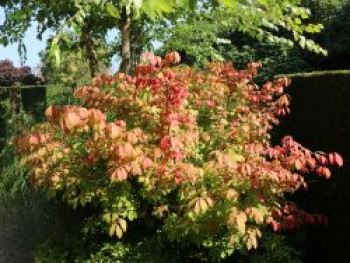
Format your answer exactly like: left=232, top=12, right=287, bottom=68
left=276, top=70, right=350, bottom=78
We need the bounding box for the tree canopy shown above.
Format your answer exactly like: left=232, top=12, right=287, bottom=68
left=0, top=0, right=327, bottom=73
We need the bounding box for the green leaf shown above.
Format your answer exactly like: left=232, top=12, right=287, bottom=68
left=141, top=0, right=174, bottom=19
left=102, top=213, right=112, bottom=223
left=294, top=18, right=301, bottom=25
left=299, top=36, right=306, bottom=49
left=106, top=3, right=120, bottom=18
left=220, top=0, right=237, bottom=8
left=49, top=37, right=61, bottom=67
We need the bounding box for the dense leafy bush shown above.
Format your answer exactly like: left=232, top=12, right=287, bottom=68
left=217, top=33, right=313, bottom=83
left=0, top=98, right=35, bottom=207
left=15, top=52, right=342, bottom=261
left=39, top=50, right=94, bottom=88
left=160, top=30, right=313, bottom=83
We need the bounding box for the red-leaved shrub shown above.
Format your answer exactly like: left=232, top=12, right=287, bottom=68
left=14, top=52, right=342, bottom=260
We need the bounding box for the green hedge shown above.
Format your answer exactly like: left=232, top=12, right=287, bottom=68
left=277, top=70, right=350, bottom=78
left=0, top=86, right=46, bottom=139
left=275, top=70, right=350, bottom=154
left=274, top=70, right=350, bottom=263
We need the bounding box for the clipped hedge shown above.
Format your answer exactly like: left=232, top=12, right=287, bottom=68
left=274, top=70, right=350, bottom=263
left=275, top=70, right=350, bottom=153
left=0, top=86, right=46, bottom=139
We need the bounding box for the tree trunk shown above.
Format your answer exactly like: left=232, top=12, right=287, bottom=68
left=82, top=23, right=99, bottom=78
left=120, top=7, right=132, bottom=73
left=131, top=22, right=143, bottom=69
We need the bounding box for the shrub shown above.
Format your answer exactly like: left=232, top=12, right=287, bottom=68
left=217, top=33, right=313, bottom=84
left=0, top=98, right=35, bottom=208
left=14, top=52, right=342, bottom=261
left=0, top=59, right=41, bottom=86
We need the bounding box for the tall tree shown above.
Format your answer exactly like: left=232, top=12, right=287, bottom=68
left=157, top=1, right=327, bottom=67
left=0, top=0, right=187, bottom=73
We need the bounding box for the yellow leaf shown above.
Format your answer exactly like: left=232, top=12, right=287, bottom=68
left=118, top=218, right=127, bottom=233
left=206, top=197, right=214, bottom=207
left=256, top=229, right=262, bottom=238
left=111, top=213, right=118, bottom=222
left=109, top=223, right=116, bottom=237
left=245, top=233, right=258, bottom=250
left=251, top=208, right=264, bottom=224
left=194, top=200, right=201, bottom=214
left=228, top=235, right=236, bottom=247
left=227, top=208, right=238, bottom=226
left=131, top=163, right=142, bottom=176
left=115, top=224, right=123, bottom=239
left=199, top=198, right=208, bottom=213
left=246, top=238, right=253, bottom=250
left=227, top=150, right=245, bottom=162
left=236, top=212, right=247, bottom=233
left=226, top=189, right=239, bottom=201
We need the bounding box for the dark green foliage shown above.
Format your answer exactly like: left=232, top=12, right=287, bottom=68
left=236, top=233, right=302, bottom=263
left=0, top=95, right=42, bottom=212
left=34, top=229, right=187, bottom=263
left=46, top=84, right=78, bottom=106
left=0, top=86, right=46, bottom=137
left=159, top=29, right=314, bottom=83
left=218, top=33, right=313, bottom=83
left=21, top=86, right=47, bottom=120
left=273, top=71, right=350, bottom=262
left=34, top=220, right=302, bottom=262
left=39, top=42, right=112, bottom=87
left=300, top=0, right=350, bottom=70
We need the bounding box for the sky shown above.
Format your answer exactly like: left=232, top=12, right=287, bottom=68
left=0, top=8, right=50, bottom=70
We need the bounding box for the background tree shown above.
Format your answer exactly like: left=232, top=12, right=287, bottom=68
left=38, top=36, right=112, bottom=88
left=156, top=1, right=326, bottom=67
left=1, top=0, right=328, bottom=74
left=0, top=0, right=118, bottom=77
left=0, top=0, right=187, bottom=73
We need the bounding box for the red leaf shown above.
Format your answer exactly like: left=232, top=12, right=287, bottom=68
left=317, top=155, right=328, bottom=166
left=294, top=159, right=303, bottom=171
left=142, top=158, right=153, bottom=169
left=323, top=167, right=331, bottom=179
left=117, top=168, right=128, bottom=180
left=334, top=153, right=344, bottom=167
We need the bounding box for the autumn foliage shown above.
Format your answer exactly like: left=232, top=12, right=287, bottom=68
left=14, top=51, right=343, bottom=260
